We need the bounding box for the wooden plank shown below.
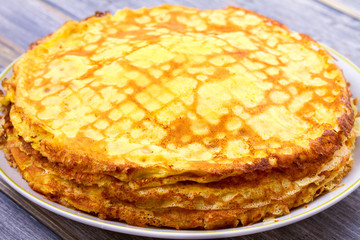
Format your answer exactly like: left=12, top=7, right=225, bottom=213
left=0, top=191, right=61, bottom=240
left=0, top=180, right=80, bottom=240
left=318, top=0, right=360, bottom=21
left=0, top=37, right=23, bottom=69
left=0, top=0, right=71, bottom=50
left=39, top=0, right=79, bottom=20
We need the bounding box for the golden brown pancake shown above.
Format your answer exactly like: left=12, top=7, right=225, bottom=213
left=0, top=5, right=358, bottom=229
left=2, top=123, right=355, bottom=229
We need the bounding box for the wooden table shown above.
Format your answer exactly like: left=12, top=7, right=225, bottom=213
left=0, top=0, right=359, bottom=239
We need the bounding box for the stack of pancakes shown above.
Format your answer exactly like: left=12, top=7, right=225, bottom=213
left=0, top=5, right=358, bottom=229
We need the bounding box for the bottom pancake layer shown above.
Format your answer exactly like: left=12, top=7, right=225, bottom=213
left=1, top=128, right=354, bottom=229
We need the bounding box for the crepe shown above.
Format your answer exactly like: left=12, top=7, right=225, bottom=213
left=0, top=5, right=357, bottom=229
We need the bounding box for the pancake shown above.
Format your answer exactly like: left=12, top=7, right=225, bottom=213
left=2, top=117, right=355, bottom=229
left=0, top=5, right=358, bottom=229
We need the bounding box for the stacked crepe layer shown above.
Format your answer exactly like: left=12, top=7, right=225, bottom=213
left=0, top=5, right=357, bottom=229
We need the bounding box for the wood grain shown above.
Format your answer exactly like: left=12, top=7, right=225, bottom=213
left=0, top=37, right=23, bottom=69
left=0, top=0, right=359, bottom=239
left=0, top=180, right=79, bottom=240
left=318, top=0, right=360, bottom=21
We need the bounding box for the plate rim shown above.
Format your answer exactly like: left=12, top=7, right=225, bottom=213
left=0, top=45, right=359, bottom=239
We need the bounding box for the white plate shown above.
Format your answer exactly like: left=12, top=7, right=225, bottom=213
left=0, top=46, right=359, bottom=239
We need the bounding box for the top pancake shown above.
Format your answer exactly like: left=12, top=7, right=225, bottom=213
left=4, top=5, right=354, bottom=180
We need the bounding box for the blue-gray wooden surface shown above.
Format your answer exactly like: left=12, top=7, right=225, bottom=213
left=0, top=0, right=359, bottom=239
